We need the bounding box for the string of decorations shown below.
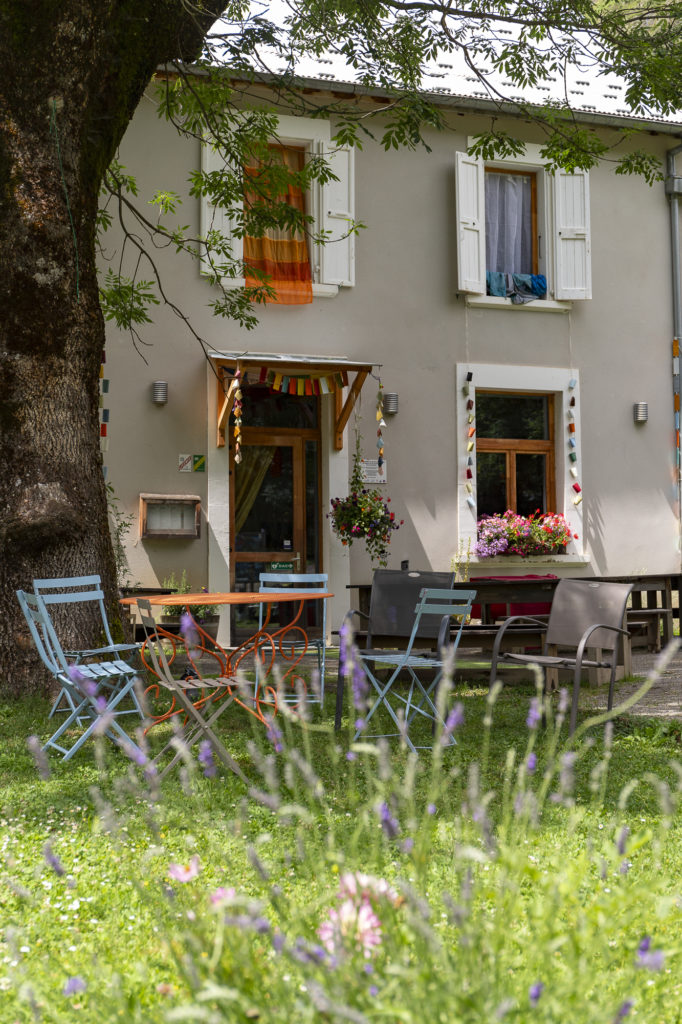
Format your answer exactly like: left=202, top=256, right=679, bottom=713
left=99, top=348, right=109, bottom=479
left=376, top=383, right=386, bottom=474
left=462, top=371, right=476, bottom=511
left=233, top=369, right=243, bottom=464
left=567, top=378, right=581, bottom=505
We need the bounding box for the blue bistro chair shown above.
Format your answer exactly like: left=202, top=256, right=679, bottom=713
left=32, top=575, right=142, bottom=721
left=257, top=572, right=329, bottom=703
left=16, top=589, right=143, bottom=763
left=353, top=587, right=477, bottom=755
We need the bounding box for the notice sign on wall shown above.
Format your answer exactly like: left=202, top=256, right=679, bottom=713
left=178, top=454, right=192, bottom=472
left=360, top=459, right=387, bottom=484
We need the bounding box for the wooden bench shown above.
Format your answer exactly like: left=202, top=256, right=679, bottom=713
left=626, top=607, right=673, bottom=652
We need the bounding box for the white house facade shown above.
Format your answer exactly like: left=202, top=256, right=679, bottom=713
left=102, top=74, right=682, bottom=641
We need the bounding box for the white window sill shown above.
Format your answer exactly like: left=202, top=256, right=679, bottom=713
left=465, top=295, right=571, bottom=314
left=212, top=277, right=339, bottom=299
left=471, top=554, right=590, bottom=568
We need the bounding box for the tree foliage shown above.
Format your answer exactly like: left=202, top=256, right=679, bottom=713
left=99, top=0, right=682, bottom=339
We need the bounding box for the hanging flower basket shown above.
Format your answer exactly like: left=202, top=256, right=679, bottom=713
left=328, top=433, right=403, bottom=567
left=475, top=510, right=576, bottom=558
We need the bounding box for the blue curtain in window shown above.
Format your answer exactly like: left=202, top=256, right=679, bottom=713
left=485, top=173, right=532, bottom=275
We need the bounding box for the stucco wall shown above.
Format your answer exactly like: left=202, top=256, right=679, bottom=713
left=104, top=86, right=682, bottom=637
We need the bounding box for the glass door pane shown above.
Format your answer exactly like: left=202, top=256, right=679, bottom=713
left=516, top=453, right=546, bottom=516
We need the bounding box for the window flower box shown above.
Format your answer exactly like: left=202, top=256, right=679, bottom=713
left=475, top=510, right=576, bottom=559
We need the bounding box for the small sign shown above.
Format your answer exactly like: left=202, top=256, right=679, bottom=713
left=193, top=455, right=205, bottom=472
left=360, top=458, right=387, bottom=484
left=270, top=561, right=294, bottom=572
left=178, top=454, right=192, bottom=472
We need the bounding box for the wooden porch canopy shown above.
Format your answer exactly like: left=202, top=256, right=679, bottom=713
left=209, top=351, right=378, bottom=450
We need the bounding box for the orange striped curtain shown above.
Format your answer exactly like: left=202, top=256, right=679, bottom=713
left=244, top=145, right=313, bottom=305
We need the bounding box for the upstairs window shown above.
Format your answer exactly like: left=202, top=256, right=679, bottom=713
left=476, top=391, right=555, bottom=516
left=485, top=169, right=538, bottom=276
left=243, top=144, right=313, bottom=305
left=456, top=145, right=591, bottom=302
left=201, top=115, right=355, bottom=297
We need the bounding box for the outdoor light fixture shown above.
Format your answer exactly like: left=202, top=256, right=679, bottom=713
left=383, top=392, right=399, bottom=415
left=633, top=402, right=648, bottom=423
left=151, top=381, right=168, bottom=405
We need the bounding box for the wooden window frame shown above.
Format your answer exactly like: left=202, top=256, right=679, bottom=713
left=484, top=167, right=539, bottom=275
left=139, top=494, right=201, bottom=539
left=476, top=390, right=555, bottom=513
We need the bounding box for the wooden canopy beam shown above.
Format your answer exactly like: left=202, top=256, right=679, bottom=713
left=334, top=369, right=368, bottom=450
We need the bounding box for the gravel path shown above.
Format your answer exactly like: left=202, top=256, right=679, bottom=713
left=582, top=642, right=682, bottom=719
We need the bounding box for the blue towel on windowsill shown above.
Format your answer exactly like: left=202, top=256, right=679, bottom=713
left=486, top=271, right=547, bottom=303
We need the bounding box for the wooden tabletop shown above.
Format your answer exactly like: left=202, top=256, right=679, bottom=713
left=120, top=591, right=333, bottom=607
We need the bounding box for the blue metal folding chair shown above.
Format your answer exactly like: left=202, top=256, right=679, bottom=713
left=32, top=575, right=142, bottom=721
left=256, top=572, right=329, bottom=703
left=16, top=589, right=143, bottom=763
left=353, top=587, right=476, bottom=754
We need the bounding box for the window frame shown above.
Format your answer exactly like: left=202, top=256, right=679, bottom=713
left=201, top=115, right=355, bottom=296
left=475, top=389, right=556, bottom=514
left=456, top=364, right=585, bottom=561
left=456, top=142, right=592, bottom=302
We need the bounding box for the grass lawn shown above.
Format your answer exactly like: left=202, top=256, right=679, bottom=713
left=2, top=668, right=682, bottom=1022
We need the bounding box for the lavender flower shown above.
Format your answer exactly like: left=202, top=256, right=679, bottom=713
left=265, top=718, right=283, bottom=753
left=613, top=1000, right=634, bottom=1022
left=526, top=752, right=537, bottom=773
left=44, top=842, right=65, bottom=877
left=529, top=981, right=544, bottom=1007
left=616, top=826, right=629, bottom=856
left=526, top=697, right=542, bottom=730
left=636, top=936, right=665, bottom=971
left=27, top=735, right=50, bottom=780
left=63, top=976, right=87, bottom=996
left=198, top=740, right=217, bottom=778
left=378, top=801, right=400, bottom=839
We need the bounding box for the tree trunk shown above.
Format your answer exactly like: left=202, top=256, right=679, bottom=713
left=0, top=0, right=227, bottom=696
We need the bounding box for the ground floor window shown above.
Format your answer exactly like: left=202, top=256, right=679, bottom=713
left=475, top=390, right=555, bottom=516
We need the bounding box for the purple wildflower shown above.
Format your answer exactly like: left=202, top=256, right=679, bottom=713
left=445, top=703, right=464, bottom=731
left=529, top=981, right=544, bottom=1007
left=526, top=752, right=537, bottom=773
left=27, top=735, right=50, bottom=780
left=369, top=985, right=379, bottom=997
left=352, top=658, right=369, bottom=709
left=265, top=718, right=283, bottom=753
left=63, top=976, right=87, bottom=996
left=557, top=688, right=569, bottom=715
left=616, top=826, right=629, bottom=856
left=613, top=1000, right=634, bottom=1022
left=427, top=803, right=436, bottom=815
left=198, top=740, right=217, bottom=778
left=378, top=801, right=400, bottom=839
left=346, top=751, right=357, bottom=761
left=636, top=936, right=665, bottom=971
left=339, top=618, right=351, bottom=680
left=44, top=842, right=65, bottom=877
left=180, top=611, right=200, bottom=648
left=526, top=697, right=541, bottom=730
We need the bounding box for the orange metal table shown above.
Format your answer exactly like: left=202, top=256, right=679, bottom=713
left=121, top=590, right=333, bottom=696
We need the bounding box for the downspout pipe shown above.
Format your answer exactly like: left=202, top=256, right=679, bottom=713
left=665, top=141, right=682, bottom=559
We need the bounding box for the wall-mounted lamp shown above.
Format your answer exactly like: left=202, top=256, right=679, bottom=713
left=151, top=381, right=169, bottom=405
left=633, top=402, right=648, bottom=424
left=383, top=392, right=399, bottom=415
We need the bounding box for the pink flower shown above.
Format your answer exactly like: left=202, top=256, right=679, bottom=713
left=210, top=886, right=236, bottom=905
left=318, top=896, right=382, bottom=957
left=168, top=855, right=200, bottom=882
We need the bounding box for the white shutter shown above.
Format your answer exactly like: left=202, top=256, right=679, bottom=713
left=455, top=151, right=485, bottom=294
left=199, top=139, right=242, bottom=278
left=553, top=170, right=591, bottom=300
left=320, top=145, right=355, bottom=287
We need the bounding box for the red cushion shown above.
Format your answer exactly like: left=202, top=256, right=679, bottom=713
left=469, top=574, right=558, bottom=620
